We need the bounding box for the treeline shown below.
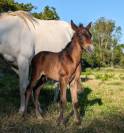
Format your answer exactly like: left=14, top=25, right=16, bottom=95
left=0, top=0, right=124, bottom=68
left=83, top=17, right=124, bottom=68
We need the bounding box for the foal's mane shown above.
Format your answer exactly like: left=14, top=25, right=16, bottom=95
left=61, top=33, right=77, bottom=56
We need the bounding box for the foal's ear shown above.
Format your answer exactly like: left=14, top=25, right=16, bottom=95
left=86, top=22, right=92, bottom=30
left=71, top=20, right=78, bottom=31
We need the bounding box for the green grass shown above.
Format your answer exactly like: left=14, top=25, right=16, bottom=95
left=1, top=66, right=124, bottom=133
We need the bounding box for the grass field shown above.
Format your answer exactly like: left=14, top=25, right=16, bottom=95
left=0, top=65, right=124, bottom=133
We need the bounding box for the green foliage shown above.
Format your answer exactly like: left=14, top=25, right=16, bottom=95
left=0, top=0, right=34, bottom=12
left=32, top=6, right=60, bottom=20
left=83, top=17, right=124, bottom=69
left=0, top=1, right=59, bottom=20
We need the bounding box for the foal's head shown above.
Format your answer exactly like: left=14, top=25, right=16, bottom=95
left=71, top=20, right=94, bottom=53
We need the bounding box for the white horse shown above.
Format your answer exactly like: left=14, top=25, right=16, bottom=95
left=0, top=11, right=74, bottom=113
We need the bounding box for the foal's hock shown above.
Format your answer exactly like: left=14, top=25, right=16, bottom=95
left=25, top=20, right=93, bottom=125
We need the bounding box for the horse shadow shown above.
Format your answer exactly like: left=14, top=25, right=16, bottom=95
left=38, top=84, right=102, bottom=119
left=78, top=87, right=102, bottom=117
left=66, top=87, right=102, bottom=118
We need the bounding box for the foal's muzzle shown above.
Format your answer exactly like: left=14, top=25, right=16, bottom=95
left=85, top=45, right=94, bottom=54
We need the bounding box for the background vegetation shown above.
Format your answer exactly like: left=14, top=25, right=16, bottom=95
left=83, top=17, right=124, bottom=69
left=0, top=0, right=124, bottom=69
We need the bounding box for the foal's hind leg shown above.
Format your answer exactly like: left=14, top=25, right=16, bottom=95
left=24, top=69, right=41, bottom=115
left=24, top=81, right=36, bottom=115
left=34, top=76, right=46, bottom=119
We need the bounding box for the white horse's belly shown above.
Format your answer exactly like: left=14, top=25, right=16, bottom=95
left=3, top=54, right=16, bottom=62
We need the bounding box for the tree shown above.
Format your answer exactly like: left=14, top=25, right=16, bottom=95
left=0, top=0, right=34, bottom=12
left=0, top=1, right=59, bottom=20
left=113, top=44, right=124, bottom=67
left=32, top=6, right=60, bottom=20
left=83, top=17, right=122, bottom=68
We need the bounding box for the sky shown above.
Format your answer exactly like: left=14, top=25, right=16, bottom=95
left=16, top=0, right=124, bottom=43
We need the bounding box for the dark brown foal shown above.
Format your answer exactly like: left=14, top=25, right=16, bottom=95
left=24, top=20, right=93, bottom=125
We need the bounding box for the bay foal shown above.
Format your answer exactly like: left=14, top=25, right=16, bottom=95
left=25, top=20, right=93, bottom=124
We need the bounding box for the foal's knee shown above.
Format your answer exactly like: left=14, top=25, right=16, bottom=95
left=60, top=97, right=66, bottom=108
left=73, top=102, right=79, bottom=109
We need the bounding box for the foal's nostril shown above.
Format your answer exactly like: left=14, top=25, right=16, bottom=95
left=86, top=45, right=94, bottom=53
left=90, top=45, right=94, bottom=52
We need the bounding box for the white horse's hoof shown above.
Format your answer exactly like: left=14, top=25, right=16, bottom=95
left=19, top=106, right=25, bottom=114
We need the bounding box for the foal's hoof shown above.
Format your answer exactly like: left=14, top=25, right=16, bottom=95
left=57, top=117, right=67, bottom=126
left=22, top=111, right=28, bottom=118
left=37, top=115, right=43, bottom=120
left=38, top=107, right=42, bottom=112
left=57, top=117, right=63, bottom=125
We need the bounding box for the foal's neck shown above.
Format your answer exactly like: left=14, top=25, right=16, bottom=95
left=68, top=34, right=82, bottom=65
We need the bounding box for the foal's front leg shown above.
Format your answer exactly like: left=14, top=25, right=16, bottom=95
left=57, top=77, right=67, bottom=124
left=70, top=80, right=81, bottom=125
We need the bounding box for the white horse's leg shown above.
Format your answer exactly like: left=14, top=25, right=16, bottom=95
left=17, top=56, right=29, bottom=113
left=11, top=66, right=19, bottom=75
